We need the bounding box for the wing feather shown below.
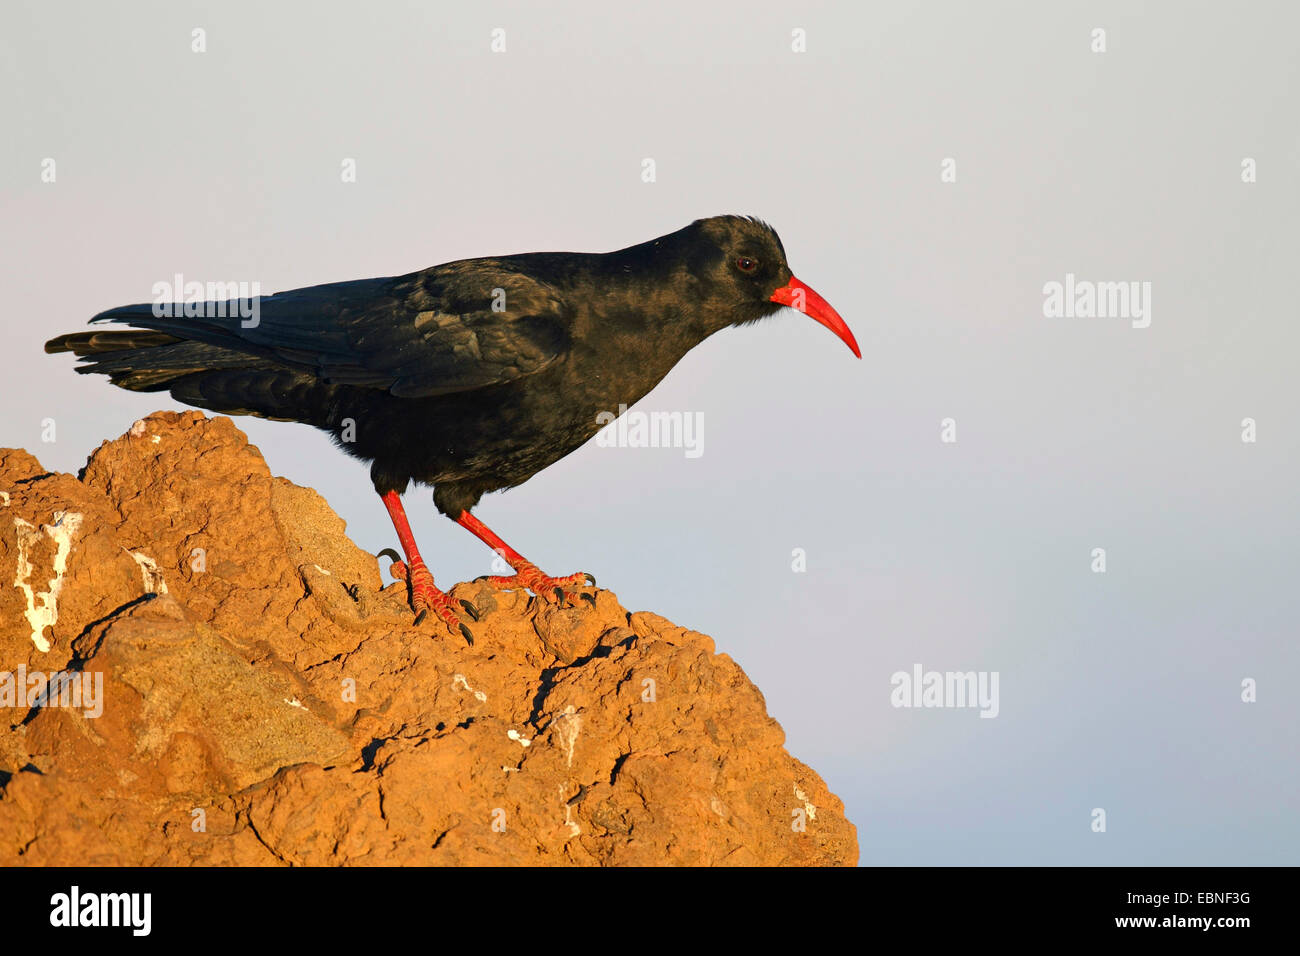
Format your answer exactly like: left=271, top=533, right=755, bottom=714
left=82, top=262, right=571, bottom=399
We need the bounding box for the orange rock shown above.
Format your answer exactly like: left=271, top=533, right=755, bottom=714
left=0, top=412, right=857, bottom=866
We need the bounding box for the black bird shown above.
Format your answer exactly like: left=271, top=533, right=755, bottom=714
left=46, top=216, right=859, bottom=642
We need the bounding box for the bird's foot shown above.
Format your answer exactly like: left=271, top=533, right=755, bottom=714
left=478, top=562, right=597, bottom=607
left=389, top=558, right=475, bottom=645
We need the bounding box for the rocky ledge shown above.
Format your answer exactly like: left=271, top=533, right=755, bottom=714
left=0, top=411, right=856, bottom=865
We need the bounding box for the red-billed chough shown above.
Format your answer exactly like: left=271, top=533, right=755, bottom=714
left=46, top=215, right=859, bottom=643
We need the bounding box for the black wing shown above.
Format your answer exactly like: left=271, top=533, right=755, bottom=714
left=60, top=260, right=572, bottom=400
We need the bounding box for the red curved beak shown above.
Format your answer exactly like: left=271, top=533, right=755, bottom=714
left=769, top=277, right=861, bottom=359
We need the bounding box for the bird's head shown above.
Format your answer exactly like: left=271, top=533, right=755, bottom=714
left=689, top=215, right=860, bottom=358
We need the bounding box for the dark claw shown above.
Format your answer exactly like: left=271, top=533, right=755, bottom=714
left=459, top=623, right=475, bottom=647
left=377, top=548, right=402, bottom=564
left=553, top=586, right=566, bottom=604
left=413, top=608, right=428, bottom=626
left=581, top=592, right=597, bottom=607
left=459, top=599, right=480, bottom=621
left=472, top=574, right=490, bottom=584
left=584, top=572, right=597, bottom=587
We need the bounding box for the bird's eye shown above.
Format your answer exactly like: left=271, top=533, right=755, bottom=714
left=736, top=257, right=758, bottom=272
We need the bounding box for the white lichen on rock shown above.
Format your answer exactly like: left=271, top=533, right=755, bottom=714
left=794, top=783, right=817, bottom=821
left=129, top=549, right=168, bottom=595
left=12, top=510, right=84, bottom=652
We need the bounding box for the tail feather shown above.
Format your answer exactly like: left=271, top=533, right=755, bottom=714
left=44, top=327, right=333, bottom=422
left=45, top=329, right=181, bottom=356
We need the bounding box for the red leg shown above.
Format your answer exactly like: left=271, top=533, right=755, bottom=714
left=455, top=510, right=595, bottom=604
left=380, top=491, right=472, bottom=643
